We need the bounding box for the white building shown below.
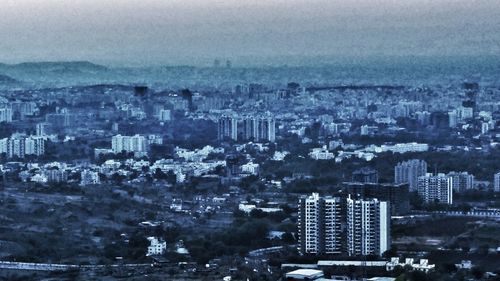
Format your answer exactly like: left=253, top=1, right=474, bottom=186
left=417, top=173, right=453, bottom=205
left=36, top=123, right=49, bottom=136
left=448, top=110, right=458, bottom=128
left=0, top=107, right=13, bottom=123
left=0, top=134, right=46, bottom=158
left=360, top=125, right=377, bottom=136
left=44, top=168, right=68, bottom=183
left=481, top=122, right=490, bottom=134
left=218, top=115, right=238, bottom=141
left=112, top=134, right=147, bottom=154
left=309, top=146, right=335, bottom=160
left=25, top=136, right=46, bottom=156
left=386, top=257, right=435, bottom=273
left=457, top=106, right=473, bottom=121
left=389, top=143, right=428, bottom=153
left=158, top=109, right=171, bottom=121
left=146, top=237, right=167, bottom=256
left=395, top=159, right=428, bottom=191
left=240, top=162, right=259, bottom=175
left=347, top=195, right=390, bottom=257
left=298, top=193, right=389, bottom=257
left=298, top=193, right=344, bottom=255
left=147, top=134, right=163, bottom=145
left=447, top=171, right=474, bottom=192
left=494, top=172, right=500, bottom=192
left=285, top=269, right=324, bottom=280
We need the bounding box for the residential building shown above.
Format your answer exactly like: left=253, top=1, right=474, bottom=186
left=494, top=172, right=500, bottom=192
left=447, top=171, right=474, bottom=192
left=386, top=257, right=435, bottom=273
left=395, top=159, right=428, bottom=191
left=240, top=162, right=259, bottom=175
left=0, top=107, right=12, bottom=123
left=45, top=168, right=68, bottom=183
left=298, top=193, right=390, bottom=257
left=298, top=193, right=344, bottom=255
left=309, top=146, right=335, bottom=160
left=158, top=109, right=171, bottom=121
left=0, top=134, right=46, bottom=158
left=36, top=122, right=49, bottom=136
left=218, top=115, right=238, bottom=141
left=448, top=110, right=458, bottom=128
left=352, top=167, right=379, bottom=184
left=112, top=134, right=147, bottom=154
left=342, top=182, right=410, bottom=215
left=146, top=237, right=167, bottom=256
left=346, top=195, right=390, bottom=256
left=417, top=173, right=453, bottom=204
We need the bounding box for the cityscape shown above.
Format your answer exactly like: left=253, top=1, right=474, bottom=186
left=1, top=1, right=500, bottom=281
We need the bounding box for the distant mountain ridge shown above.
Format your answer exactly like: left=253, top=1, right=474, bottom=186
left=0, top=61, right=108, bottom=73
left=0, top=73, right=20, bottom=84
left=0, top=56, right=499, bottom=89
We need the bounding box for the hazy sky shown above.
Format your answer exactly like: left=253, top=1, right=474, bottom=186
left=1, top=0, right=499, bottom=66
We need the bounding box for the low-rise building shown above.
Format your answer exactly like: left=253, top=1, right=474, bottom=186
left=146, top=237, right=167, bottom=256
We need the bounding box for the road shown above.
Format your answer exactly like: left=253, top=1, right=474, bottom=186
left=0, top=261, right=151, bottom=272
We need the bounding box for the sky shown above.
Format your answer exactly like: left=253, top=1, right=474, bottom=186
left=0, top=0, right=499, bottom=66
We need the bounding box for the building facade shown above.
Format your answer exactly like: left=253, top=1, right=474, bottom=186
left=298, top=193, right=344, bottom=255
left=346, top=195, right=390, bottom=256
left=494, top=172, right=500, bottom=193
left=395, top=159, right=428, bottom=191
left=447, top=171, right=474, bottom=192
left=112, top=134, right=147, bottom=154
left=342, top=182, right=410, bottom=215
left=417, top=173, right=453, bottom=205
left=0, top=134, right=46, bottom=158
left=298, top=193, right=390, bottom=257
left=217, top=115, right=238, bottom=141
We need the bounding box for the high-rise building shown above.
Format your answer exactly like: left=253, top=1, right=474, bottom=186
left=481, top=122, right=490, bottom=134
left=347, top=195, right=390, bottom=257
left=0, top=134, right=46, bottom=158
left=217, top=115, right=238, bottom=141
left=257, top=116, right=276, bottom=142
left=298, top=193, right=390, bottom=257
left=0, top=107, right=13, bottom=123
left=10, top=101, right=38, bottom=118
left=298, top=193, right=344, bottom=255
left=4, top=136, right=25, bottom=158
left=447, top=171, right=474, bottom=192
left=243, top=117, right=259, bottom=141
left=417, top=173, right=453, bottom=205
left=352, top=167, right=379, bottom=184
left=158, top=109, right=171, bottom=122
left=342, top=182, right=409, bottom=215
left=45, top=169, right=68, bottom=183
left=395, top=159, right=428, bottom=191
left=24, top=136, right=46, bottom=156
left=462, top=82, right=479, bottom=116
left=111, top=134, right=147, bottom=154
left=415, top=111, right=431, bottom=126
left=448, top=110, right=458, bottom=128
left=494, top=172, right=500, bottom=192
left=46, top=112, right=74, bottom=128
left=36, top=123, right=49, bottom=136
left=242, top=116, right=276, bottom=142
